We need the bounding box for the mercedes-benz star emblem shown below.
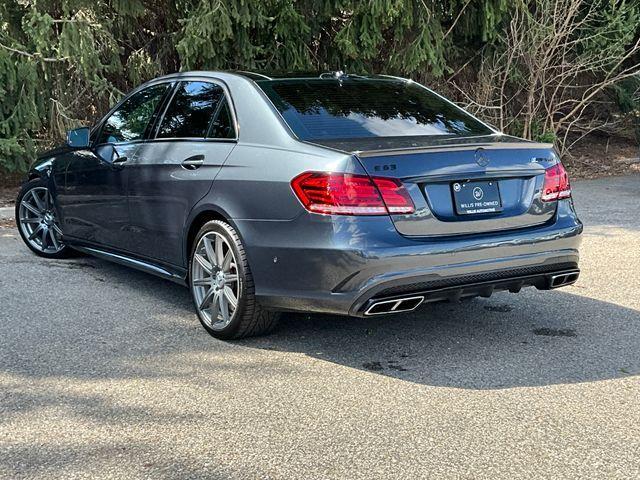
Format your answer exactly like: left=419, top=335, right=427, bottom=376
left=475, top=148, right=490, bottom=167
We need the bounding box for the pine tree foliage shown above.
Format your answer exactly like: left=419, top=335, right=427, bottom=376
left=0, top=0, right=638, bottom=172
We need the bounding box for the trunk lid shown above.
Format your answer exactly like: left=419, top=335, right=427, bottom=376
left=350, top=138, right=558, bottom=237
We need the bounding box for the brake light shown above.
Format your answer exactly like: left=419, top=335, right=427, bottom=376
left=291, top=172, right=415, bottom=215
left=541, top=162, right=571, bottom=202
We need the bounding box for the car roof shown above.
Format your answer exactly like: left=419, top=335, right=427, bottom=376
left=149, top=70, right=407, bottom=83
left=234, top=71, right=409, bottom=82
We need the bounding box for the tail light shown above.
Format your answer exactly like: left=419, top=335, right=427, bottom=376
left=541, top=162, right=571, bottom=202
left=291, top=171, right=415, bottom=215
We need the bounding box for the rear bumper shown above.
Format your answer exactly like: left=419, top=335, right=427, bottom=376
left=236, top=199, right=582, bottom=316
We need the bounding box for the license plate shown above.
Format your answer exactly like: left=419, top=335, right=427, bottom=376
left=452, top=180, right=503, bottom=215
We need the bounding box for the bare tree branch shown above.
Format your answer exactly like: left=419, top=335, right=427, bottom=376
left=0, top=42, right=68, bottom=63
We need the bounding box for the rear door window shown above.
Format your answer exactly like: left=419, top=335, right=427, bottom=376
left=157, top=81, right=224, bottom=139
left=207, top=98, right=236, bottom=139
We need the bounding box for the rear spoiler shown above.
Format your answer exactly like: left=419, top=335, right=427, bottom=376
left=304, top=135, right=554, bottom=158
left=355, top=142, right=554, bottom=158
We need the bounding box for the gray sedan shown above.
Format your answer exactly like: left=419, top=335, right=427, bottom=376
left=15, top=71, right=582, bottom=338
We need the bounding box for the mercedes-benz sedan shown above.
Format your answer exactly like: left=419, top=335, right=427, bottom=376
left=16, top=71, right=582, bottom=339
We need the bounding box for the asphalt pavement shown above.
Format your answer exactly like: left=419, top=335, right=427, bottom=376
left=0, top=175, right=639, bottom=479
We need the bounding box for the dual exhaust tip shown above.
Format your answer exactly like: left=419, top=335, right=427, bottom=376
left=364, top=296, right=424, bottom=316
left=548, top=271, right=579, bottom=288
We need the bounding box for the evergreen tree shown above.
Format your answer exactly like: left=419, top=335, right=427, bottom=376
left=0, top=1, right=637, bottom=173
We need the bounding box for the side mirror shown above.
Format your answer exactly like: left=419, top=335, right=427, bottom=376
left=66, top=127, right=90, bottom=148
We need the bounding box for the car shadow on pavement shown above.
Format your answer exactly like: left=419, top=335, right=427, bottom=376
left=240, top=290, right=640, bottom=390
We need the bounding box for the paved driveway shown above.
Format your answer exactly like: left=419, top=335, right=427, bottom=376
left=1, top=176, right=639, bottom=479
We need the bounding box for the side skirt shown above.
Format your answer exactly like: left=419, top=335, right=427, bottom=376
left=71, top=245, right=188, bottom=286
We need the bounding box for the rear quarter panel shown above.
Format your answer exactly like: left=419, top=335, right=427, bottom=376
left=204, top=144, right=358, bottom=221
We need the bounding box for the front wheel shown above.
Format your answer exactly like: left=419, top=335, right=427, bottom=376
left=16, top=178, right=69, bottom=258
left=189, top=220, right=279, bottom=339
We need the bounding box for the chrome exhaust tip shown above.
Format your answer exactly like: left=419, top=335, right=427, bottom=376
left=548, top=271, right=580, bottom=288
left=364, top=296, right=424, bottom=316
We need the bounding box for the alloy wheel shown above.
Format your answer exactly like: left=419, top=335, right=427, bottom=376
left=18, top=187, right=65, bottom=254
left=191, top=231, right=241, bottom=330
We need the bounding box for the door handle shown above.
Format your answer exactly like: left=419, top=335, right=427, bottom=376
left=181, top=155, right=205, bottom=170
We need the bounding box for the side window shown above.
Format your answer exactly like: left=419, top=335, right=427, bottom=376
left=98, top=83, right=170, bottom=144
left=207, top=98, right=236, bottom=139
left=157, top=81, right=223, bottom=138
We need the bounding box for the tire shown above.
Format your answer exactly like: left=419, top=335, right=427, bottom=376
left=15, top=178, right=70, bottom=259
left=189, top=220, right=279, bottom=339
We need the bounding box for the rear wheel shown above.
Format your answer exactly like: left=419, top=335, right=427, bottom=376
left=16, top=178, right=69, bottom=258
left=189, top=220, right=279, bottom=339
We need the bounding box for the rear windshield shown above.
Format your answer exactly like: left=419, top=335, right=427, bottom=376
left=257, top=78, right=492, bottom=141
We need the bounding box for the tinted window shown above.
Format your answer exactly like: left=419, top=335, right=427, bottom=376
left=207, top=98, right=236, bottom=139
left=157, top=81, right=223, bottom=138
left=98, top=83, right=170, bottom=144
left=257, top=78, right=492, bottom=140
